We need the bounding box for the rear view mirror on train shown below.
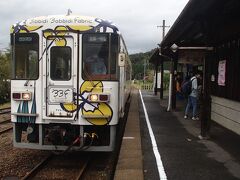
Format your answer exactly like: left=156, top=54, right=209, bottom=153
left=118, top=53, right=126, bottom=67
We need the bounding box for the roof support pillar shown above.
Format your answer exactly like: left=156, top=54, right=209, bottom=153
left=199, top=55, right=211, bottom=139
left=154, top=64, right=158, bottom=95
left=171, top=54, right=178, bottom=109
left=160, top=61, right=164, bottom=99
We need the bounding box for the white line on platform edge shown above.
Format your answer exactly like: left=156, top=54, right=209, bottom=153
left=139, top=90, right=167, bottom=180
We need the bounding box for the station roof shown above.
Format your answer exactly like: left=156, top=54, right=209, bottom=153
left=150, top=0, right=240, bottom=65
left=161, top=0, right=240, bottom=51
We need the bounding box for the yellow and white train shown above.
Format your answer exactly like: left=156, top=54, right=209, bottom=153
left=10, top=15, right=131, bottom=151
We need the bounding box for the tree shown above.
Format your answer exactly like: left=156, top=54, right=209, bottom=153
left=0, top=49, right=11, bottom=104
left=129, top=50, right=155, bottom=80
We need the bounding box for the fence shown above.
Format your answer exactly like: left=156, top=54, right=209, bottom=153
left=141, top=83, right=153, bottom=91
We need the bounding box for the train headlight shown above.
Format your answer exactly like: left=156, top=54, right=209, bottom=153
left=88, top=93, right=110, bottom=102
left=22, top=92, right=32, bottom=101
left=12, top=92, right=32, bottom=101
left=89, top=94, right=98, bottom=102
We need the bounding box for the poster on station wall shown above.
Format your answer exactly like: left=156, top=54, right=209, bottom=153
left=218, top=60, right=226, bottom=86
left=153, top=72, right=161, bottom=89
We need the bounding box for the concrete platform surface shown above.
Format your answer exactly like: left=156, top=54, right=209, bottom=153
left=115, top=89, right=240, bottom=180
left=139, top=90, right=240, bottom=180
left=114, top=89, right=144, bottom=180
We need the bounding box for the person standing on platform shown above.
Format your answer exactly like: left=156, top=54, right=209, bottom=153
left=184, top=71, right=202, bottom=120
left=176, top=74, right=184, bottom=100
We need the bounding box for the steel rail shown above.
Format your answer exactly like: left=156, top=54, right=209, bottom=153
left=75, top=158, right=90, bottom=180
left=0, top=107, right=11, bottom=111
left=21, top=154, right=53, bottom=180
left=0, top=118, right=11, bottom=125
left=0, top=107, right=11, bottom=115
left=0, top=127, right=13, bottom=135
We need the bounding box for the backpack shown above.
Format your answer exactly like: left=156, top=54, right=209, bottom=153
left=181, top=78, right=195, bottom=96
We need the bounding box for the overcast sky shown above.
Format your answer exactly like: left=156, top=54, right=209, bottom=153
left=0, top=0, right=188, bottom=54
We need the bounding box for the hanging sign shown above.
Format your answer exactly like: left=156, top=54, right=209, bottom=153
left=178, top=50, right=204, bottom=65
left=218, top=60, right=226, bottom=86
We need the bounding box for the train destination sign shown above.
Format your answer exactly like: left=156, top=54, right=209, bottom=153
left=27, top=16, right=94, bottom=25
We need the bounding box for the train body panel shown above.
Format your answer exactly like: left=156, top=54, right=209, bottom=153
left=10, top=15, right=131, bottom=151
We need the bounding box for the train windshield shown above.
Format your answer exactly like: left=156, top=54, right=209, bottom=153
left=12, top=33, right=39, bottom=80
left=82, top=33, right=119, bottom=80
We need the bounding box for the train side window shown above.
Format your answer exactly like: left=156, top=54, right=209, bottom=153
left=82, top=34, right=109, bottom=80
left=50, top=46, right=71, bottom=81
left=110, top=34, right=119, bottom=80
left=13, top=33, right=39, bottom=80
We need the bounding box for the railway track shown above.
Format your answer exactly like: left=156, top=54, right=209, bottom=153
left=0, top=118, right=11, bottom=124
left=21, top=154, right=53, bottom=180
left=22, top=153, right=91, bottom=180
left=0, top=127, right=13, bottom=135
left=0, top=118, right=12, bottom=135
left=0, top=107, right=11, bottom=115
left=0, top=96, right=130, bottom=179
left=0, top=107, right=12, bottom=135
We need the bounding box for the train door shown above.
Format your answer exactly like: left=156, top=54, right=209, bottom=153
left=44, top=35, right=77, bottom=119
left=119, top=38, right=126, bottom=117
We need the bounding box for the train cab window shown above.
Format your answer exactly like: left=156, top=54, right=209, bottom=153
left=82, top=34, right=119, bottom=80
left=50, top=46, right=71, bottom=81
left=12, top=33, right=39, bottom=79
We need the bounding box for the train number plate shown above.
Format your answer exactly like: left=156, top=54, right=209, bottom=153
left=49, top=87, right=73, bottom=103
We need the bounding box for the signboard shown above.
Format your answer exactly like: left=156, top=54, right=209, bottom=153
left=153, top=72, right=161, bottom=89
left=178, top=50, right=204, bottom=65
left=218, top=60, right=226, bottom=86
left=49, top=87, right=73, bottom=103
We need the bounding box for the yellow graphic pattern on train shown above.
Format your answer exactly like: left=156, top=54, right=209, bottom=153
left=43, top=26, right=68, bottom=46
left=61, top=81, right=113, bottom=125
left=80, top=81, right=113, bottom=125
left=68, top=25, right=93, bottom=31
left=82, top=103, right=112, bottom=125
left=10, top=25, right=42, bottom=33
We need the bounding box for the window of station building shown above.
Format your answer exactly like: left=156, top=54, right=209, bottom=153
left=12, top=33, right=39, bottom=80
left=82, top=33, right=119, bottom=81
left=50, top=46, right=71, bottom=81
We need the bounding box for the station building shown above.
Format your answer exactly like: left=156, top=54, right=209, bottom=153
left=150, top=0, right=240, bottom=137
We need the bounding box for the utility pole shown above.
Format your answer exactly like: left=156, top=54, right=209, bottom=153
left=157, top=20, right=170, bottom=99
left=157, top=20, right=170, bottom=42
left=143, top=59, right=146, bottom=84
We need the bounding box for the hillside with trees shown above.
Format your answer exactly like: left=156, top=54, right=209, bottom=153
left=129, top=49, right=171, bottom=91
left=129, top=49, right=171, bottom=80
left=129, top=50, right=155, bottom=81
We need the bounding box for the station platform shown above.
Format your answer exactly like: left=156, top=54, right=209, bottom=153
left=115, top=89, right=240, bottom=180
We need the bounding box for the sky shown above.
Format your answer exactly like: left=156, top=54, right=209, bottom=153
left=0, top=0, right=189, bottom=54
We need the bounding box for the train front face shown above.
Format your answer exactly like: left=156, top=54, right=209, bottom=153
left=10, top=15, right=126, bottom=151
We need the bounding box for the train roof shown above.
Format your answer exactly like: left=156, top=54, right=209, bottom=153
left=11, top=15, right=120, bottom=34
